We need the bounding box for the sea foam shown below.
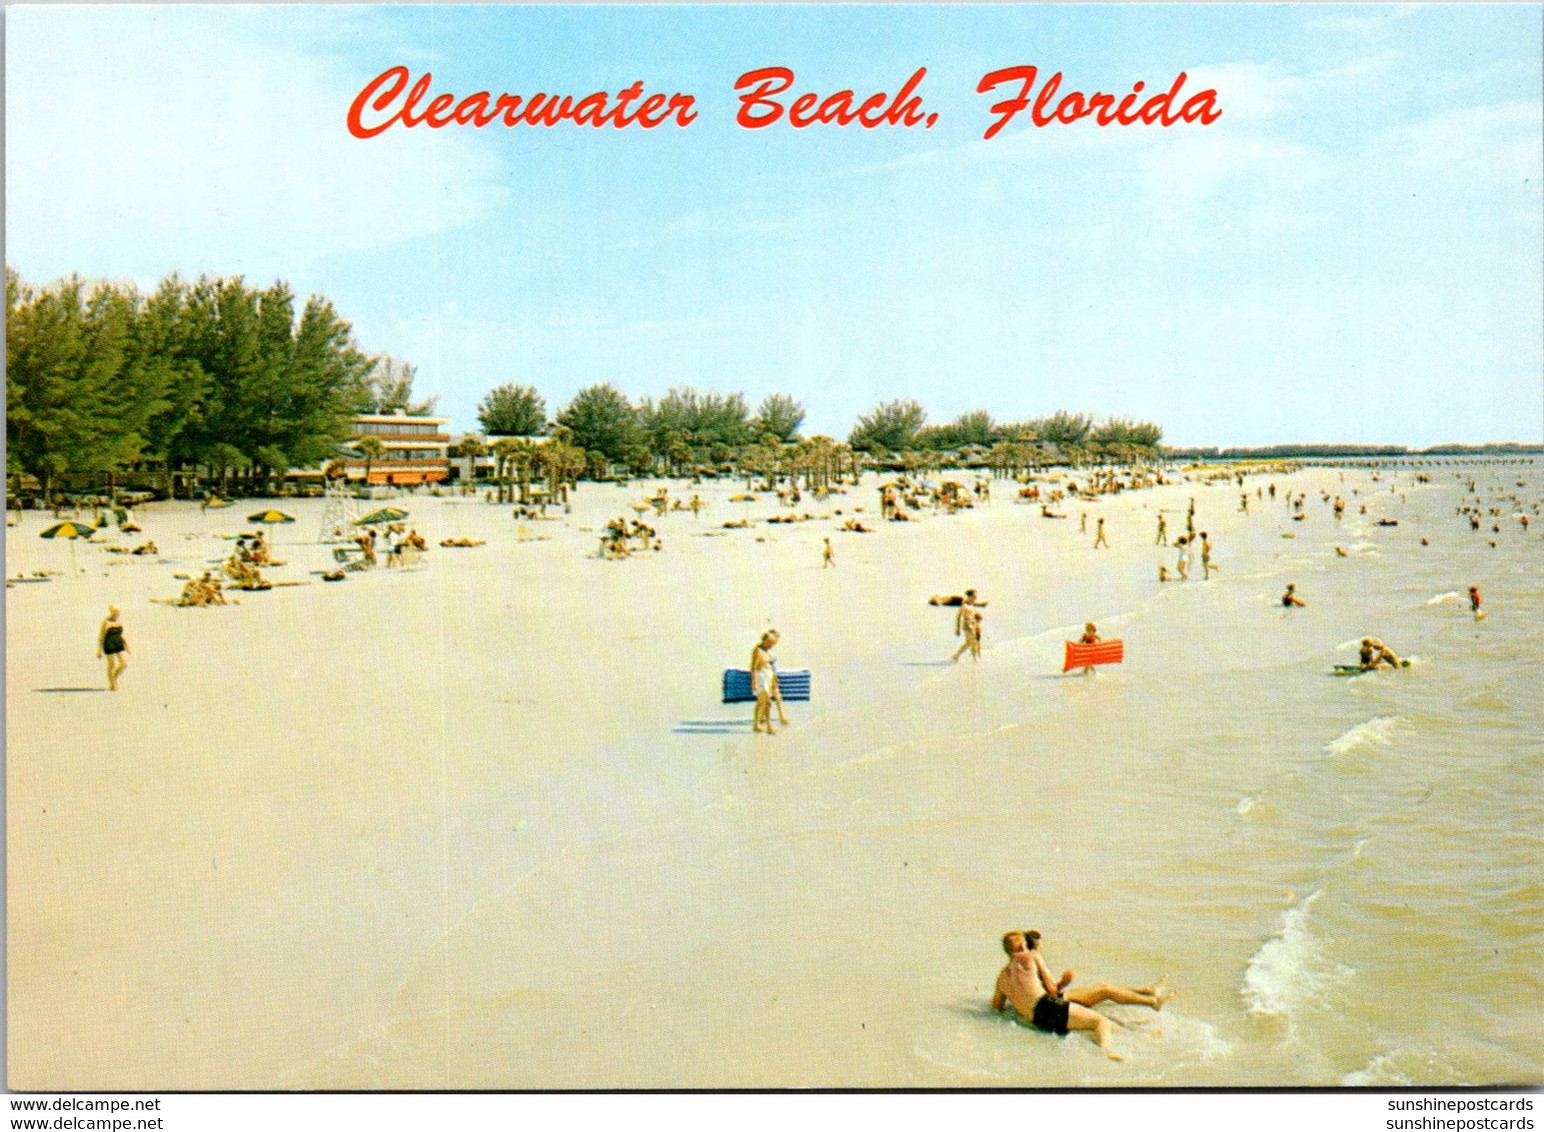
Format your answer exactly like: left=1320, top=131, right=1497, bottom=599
left=1324, top=716, right=1408, bottom=756
left=1241, top=890, right=1352, bottom=1024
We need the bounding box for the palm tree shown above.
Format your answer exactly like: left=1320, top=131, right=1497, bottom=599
left=502, top=438, right=538, bottom=503
left=356, top=435, right=387, bottom=486
left=490, top=437, right=521, bottom=503
left=450, top=434, right=486, bottom=493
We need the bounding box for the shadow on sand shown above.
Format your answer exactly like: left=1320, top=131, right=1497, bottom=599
left=36, top=687, right=108, bottom=694
left=674, top=718, right=753, bottom=735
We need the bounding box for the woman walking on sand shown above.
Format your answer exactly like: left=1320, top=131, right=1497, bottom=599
left=98, top=606, right=129, bottom=691
left=751, top=630, right=787, bottom=733
left=952, top=608, right=983, bottom=662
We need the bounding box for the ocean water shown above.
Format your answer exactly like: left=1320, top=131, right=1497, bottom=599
left=279, top=459, right=1542, bottom=1088
left=874, top=460, right=1544, bottom=1086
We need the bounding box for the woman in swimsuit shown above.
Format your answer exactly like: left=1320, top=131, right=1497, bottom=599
left=992, top=930, right=1173, bottom=1061
left=751, top=630, right=780, bottom=734
left=97, top=605, right=128, bottom=691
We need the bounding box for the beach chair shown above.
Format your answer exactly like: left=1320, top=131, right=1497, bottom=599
left=722, top=668, right=812, bottom=704
left=333, top=545, right=369, bottom=572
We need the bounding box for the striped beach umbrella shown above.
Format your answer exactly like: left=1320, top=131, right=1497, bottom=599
left=247, top=509, right=295, bottom=525
left=39, top=520, right=94, bottom=574
left=354, top=506, right=409, bottom=526
left=247, top=509, right=295, bottom=549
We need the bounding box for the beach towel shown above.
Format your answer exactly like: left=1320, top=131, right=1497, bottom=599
left=1062, top=639, right=1124, bottom=673
left=722, top=668, right=811, bottom=703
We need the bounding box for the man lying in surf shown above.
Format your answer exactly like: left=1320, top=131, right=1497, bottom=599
left=991, top=930, right=1173, bottom=1061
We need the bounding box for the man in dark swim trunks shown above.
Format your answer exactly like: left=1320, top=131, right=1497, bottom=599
left=991, top=930, right=1172, bottom=1061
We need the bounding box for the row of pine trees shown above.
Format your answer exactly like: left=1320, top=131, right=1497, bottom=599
left=6, top=269, right=381, bottom=497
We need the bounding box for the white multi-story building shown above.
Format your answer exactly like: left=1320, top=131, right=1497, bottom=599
left=340, top=412, right=453, bottom=486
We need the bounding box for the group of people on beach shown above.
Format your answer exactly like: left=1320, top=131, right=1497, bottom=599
left=178, top=571, right=227, bottom=607
left=225, top=557, right=270, bottom=590
left=880, top=478, right=991, bottom=522
left=1159, top=531, right=1214, bottom=582
left=600, top=516, right=662, bottom=558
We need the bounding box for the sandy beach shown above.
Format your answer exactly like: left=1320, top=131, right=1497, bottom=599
left=7, top=462, right=1542, bottom=1088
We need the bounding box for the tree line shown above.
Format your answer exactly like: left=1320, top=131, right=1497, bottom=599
left=474, top=383, right=1165, bottom=480
left=6, top=265, right=1167, bottom=499
left=4, top=268, right=431, bottom=497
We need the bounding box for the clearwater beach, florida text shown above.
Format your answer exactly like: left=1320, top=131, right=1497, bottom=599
left=346, top=65, right=1222, bottom=139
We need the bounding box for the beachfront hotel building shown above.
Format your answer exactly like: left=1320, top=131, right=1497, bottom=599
left=336, top=411, right=453, bottom=486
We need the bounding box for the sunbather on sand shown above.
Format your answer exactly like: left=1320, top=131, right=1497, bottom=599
left=929, top=589, right=988, bottom=635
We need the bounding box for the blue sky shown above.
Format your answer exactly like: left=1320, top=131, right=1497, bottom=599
left=7, top=4, right=1541, bottom=447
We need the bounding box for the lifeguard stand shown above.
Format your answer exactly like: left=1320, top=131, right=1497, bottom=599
left=318, top=478, right=362, bottom=543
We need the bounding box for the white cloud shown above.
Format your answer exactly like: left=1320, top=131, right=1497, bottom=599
left=5, top=8, right=507, bottom=285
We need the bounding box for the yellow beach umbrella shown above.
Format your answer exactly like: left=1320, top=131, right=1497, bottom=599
left=247, top=509, right=295, bottom=525
left=247, top=509, right=295, bottom=550
left=39, top=520, right=94, bottom=574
